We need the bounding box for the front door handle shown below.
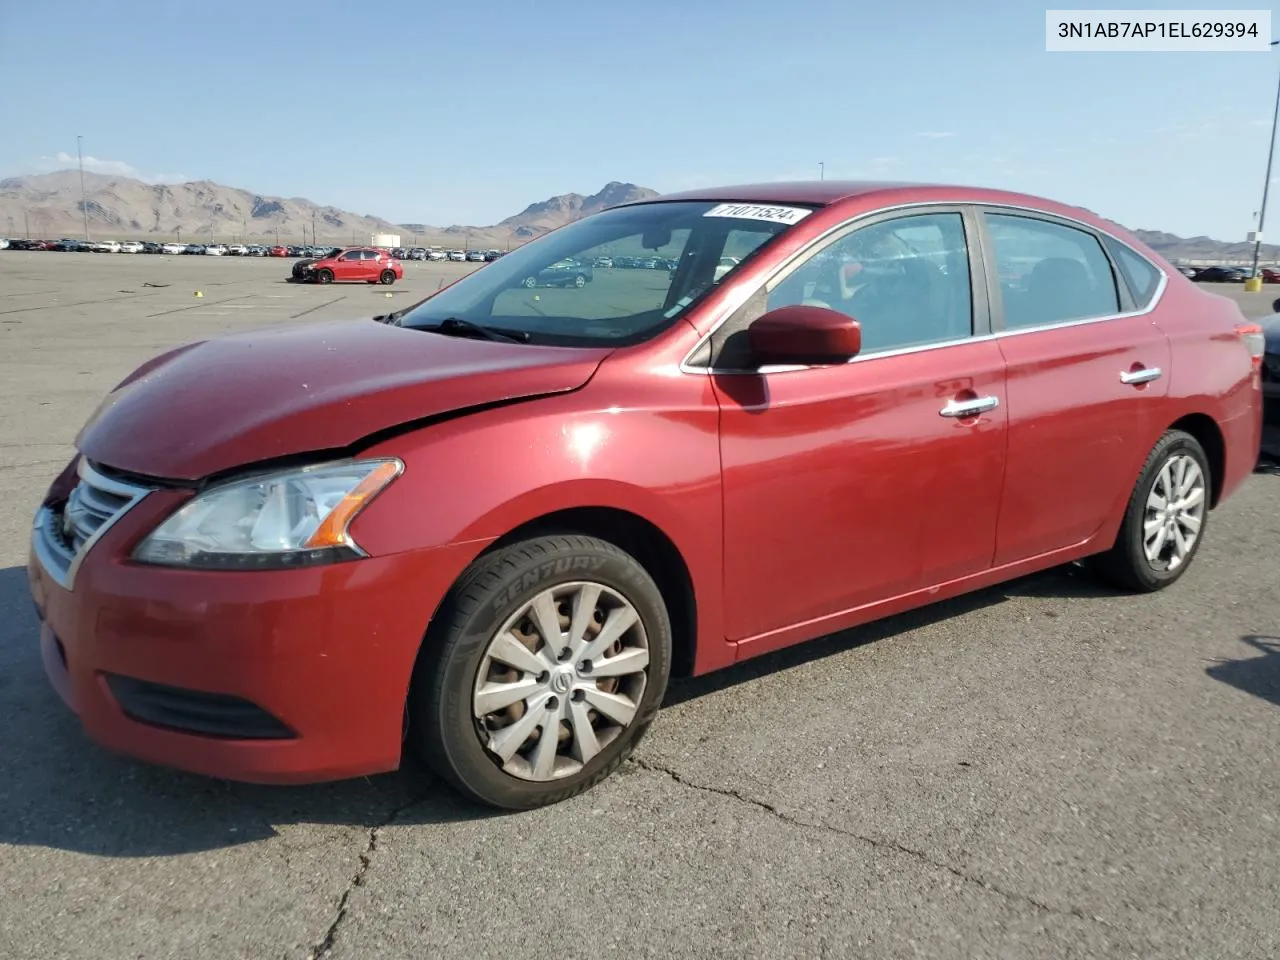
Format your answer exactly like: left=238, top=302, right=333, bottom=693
left=1120, top=366, right=1163, bottom=385
left=940, top=396, right=1000, bottom=418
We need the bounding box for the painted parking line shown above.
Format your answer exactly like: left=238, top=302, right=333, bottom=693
left=145, top=295, right=254, bottom=318
left=291, top=296, right=347, bottom=318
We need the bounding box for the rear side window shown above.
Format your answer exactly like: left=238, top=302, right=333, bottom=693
left=984, top=213, right=1120, bottom=330
left=1104, top=238, right=1162, bottom=308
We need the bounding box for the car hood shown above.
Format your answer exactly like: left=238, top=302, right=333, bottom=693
left=76, top=318, right=612, bottom=481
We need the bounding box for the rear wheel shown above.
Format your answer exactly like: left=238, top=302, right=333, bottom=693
left=1087, top=429, right=1210, bottom=592
left=523, top=276, right=537, bottom=288
left=573, top=274, right=586, bottom=288
left=316, top=268, right=333, bottom=284
left=408, top=535, right=671, bottom=810
left=380, top=270, right=395, bottom=285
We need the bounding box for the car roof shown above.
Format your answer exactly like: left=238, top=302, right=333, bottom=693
left=618, top=180, right=1136, bottom=249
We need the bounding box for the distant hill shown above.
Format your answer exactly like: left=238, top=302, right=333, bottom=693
left=0, top=171, right=658, bottom=247
left=1131, top=229, right=1280, bottom=264
left=0, top=170, right=1267, bottom=261
left=397, top=182, right=659, bottom=245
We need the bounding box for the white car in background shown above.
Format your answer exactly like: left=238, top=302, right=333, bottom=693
left=119, top=241, right=143, bottom=254
left=162, top=242, right=185, bottom=255
left=0, top=238, right=9, bottom=249
left=93, top=240, right=121, bottom=253
left=227, top=244, right=248, bottom=256
left=205, top=244, right=227, bottom=256
left=447, top=249, right=465, bottom=261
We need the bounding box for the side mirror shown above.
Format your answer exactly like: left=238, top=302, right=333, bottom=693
left=746, top=305, right=861, bottom=366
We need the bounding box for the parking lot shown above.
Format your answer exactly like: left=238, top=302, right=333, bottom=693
left=1, top=252, right=1278, bottom=959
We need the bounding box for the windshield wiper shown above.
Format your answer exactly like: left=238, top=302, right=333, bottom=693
left=418, top=317, right=531, bottom=343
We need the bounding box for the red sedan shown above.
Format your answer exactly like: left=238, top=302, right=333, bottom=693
left=294, top=246, right=403, bottom=284
left=27, top=181, right=1264, bottom=809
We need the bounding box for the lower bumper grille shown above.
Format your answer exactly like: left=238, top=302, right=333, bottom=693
left=104, top=674, right=297, bottom=740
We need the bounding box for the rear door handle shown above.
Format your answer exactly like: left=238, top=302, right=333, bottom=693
left=939, top=396, right=1000, bottom=418
left=1120, top=367, right=1163, bottom=385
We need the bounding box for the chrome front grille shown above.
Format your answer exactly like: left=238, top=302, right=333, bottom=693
left=32, top=460, right=153, bottom=589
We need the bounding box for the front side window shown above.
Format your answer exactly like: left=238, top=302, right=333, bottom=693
left=985, top=213, right=1120, bottom=329
left=397, top=201, right=808, bottom=346
left=764, top=212, right=974, bottom=354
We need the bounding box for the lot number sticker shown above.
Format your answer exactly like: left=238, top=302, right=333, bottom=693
left=703, top=203, right=812, bottom=225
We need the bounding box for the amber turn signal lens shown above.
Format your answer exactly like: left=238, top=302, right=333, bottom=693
left=303, top=460, right=402, bottom=549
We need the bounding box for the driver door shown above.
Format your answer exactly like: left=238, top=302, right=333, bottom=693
left=708, top=208, right=1009, bottom=651
left=334, top=251, right=361, bottom=281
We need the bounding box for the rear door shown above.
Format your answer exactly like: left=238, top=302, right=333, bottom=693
left=979, top=209, right=1172, bottom=565
left=710, top=207, right=1009, bottom=646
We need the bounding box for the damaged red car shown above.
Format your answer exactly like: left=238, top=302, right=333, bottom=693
left=28, top=181, right=1264, bottom=809
left=291, top=246, right=403, bottom=284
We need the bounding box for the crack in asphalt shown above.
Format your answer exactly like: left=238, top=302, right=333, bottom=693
left=629, top=757, right=1115, bottom=931
left=304, top=797, right=429, bottom=960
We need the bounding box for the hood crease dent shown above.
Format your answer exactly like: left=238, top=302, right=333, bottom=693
left=76, top=319, right=611, bottom=481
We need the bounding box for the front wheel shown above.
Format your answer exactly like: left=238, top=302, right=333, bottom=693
left=379, top=270, right=395, bottom=285
left=523, top=276, right=537, bottom=288
left=573, top=274, right=586, bottom=288
left=1087, top=429, right=1210, bottom=592
left=408, top=535, right=672, bottom=810
left=316, top=268, right=333, bottom=284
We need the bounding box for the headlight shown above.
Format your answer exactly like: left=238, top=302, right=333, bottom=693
left=133, top=459, right=402, bottom=570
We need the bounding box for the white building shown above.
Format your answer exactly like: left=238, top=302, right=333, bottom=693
left=371, top=233, right=401, bottom=248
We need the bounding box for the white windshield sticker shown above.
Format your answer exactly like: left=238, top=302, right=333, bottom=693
left=703, top=203, right=812, bottom=225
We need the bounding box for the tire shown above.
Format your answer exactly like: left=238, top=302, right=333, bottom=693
left=408, top=535, right=672, bottom=810
left=316, top=268, right=333, bottom=284
left=573, top=274, right=586, bottom=288
left=523, top=276, right=537, bottom=288
left=379, top=270, right=395, bottom=285
left=1087, top=429, right=1211, bottom=592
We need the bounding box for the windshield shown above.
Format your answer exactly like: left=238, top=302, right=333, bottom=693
left=397, top=200, right=809, bottom=345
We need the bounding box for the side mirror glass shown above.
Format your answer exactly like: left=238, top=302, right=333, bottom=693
left=746, top=305, right=861, bottom=366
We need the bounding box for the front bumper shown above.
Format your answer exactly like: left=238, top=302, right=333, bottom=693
left=27, top=478, right=475, bottom=785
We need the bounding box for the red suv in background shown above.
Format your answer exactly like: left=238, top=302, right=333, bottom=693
left=27, top=181, right=1265, bottom=810
left=293, top=246, right=403, bottom=284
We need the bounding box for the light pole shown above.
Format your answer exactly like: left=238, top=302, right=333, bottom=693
left=819, top=161, right=825, bottom=181
left=77, top=135, right=90, bottom=241
left=1249, top=39, right=1280, bottom=286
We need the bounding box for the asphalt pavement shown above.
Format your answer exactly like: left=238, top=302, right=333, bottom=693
left=0, top=253, right=1277, bottom=960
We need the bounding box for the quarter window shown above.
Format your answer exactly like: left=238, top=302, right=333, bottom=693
left=1104, top=237, right=1162, bottom=308
left=764, top=212, right=974, bottom=354
left=985, top=214, right=1120, bottom=329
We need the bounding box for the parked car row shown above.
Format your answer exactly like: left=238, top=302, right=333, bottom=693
left=0, top=238, right=518, bottom=264
left=1185, top=265, right=1280, bottom=283
left=388, top=247, right=507, bottom=262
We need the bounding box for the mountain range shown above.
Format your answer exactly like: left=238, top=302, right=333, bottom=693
left=0, top=172, right=658, bottom=248
left=0, top=170, right=1265, bottom=262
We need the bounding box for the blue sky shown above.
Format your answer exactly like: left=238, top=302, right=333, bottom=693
left=2, top=0, right=1279, bottom=239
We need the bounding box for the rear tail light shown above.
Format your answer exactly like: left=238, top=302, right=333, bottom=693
left=1237, top=322, right=1265, bottom=370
